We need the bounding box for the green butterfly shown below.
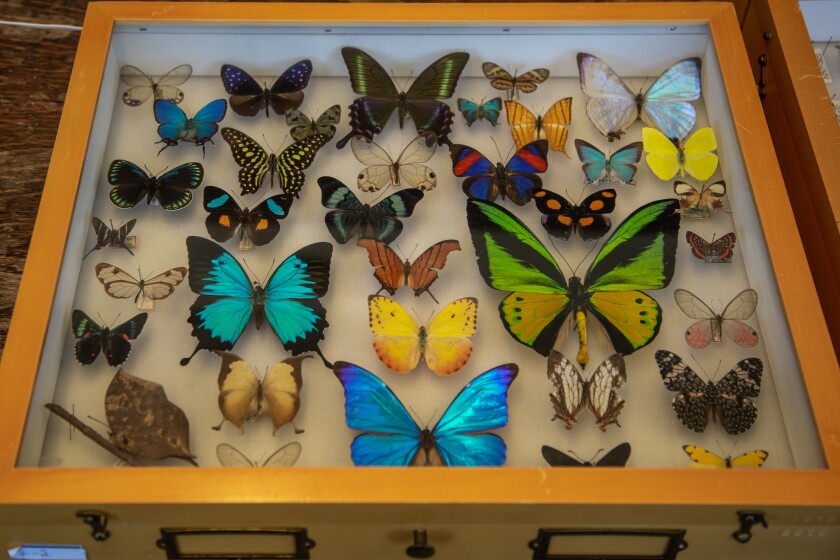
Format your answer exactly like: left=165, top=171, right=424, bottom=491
left=221, top=127, right=329, bottom=197
left=466, top=198, right=680, bottom=367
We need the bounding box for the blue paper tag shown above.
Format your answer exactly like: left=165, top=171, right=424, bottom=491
left=7, top=545, right=86, bottom=560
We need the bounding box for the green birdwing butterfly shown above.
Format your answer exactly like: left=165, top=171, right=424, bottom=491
left=466, top=198, right=680, bottom=367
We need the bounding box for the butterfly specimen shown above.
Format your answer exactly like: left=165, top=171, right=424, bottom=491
left=334, top=362, right=518, bottom=466
left=575, top=139, right=643, bottom=185
left=674, top=288, right=759, bottom=348
left=71, top=310, right=147, bottom=367
left=120, top=64, right=192, bottom=106
left=682, top=444, right=768, bottom=468
left=369, top=295, right=477, bottom=376
left=577, top=53, right=701, bottom=142
left=532, top=188, right=617, bottom=241
left=108, top=160, right=204, bottom=210
left=450, top=140, right=549, bottom=206
left=656, top=350, right=763, bottom=434
left=83, top=217, right=136, bottom=259
left=686, top=231, right=736, bottom=263
left=318, top=176, right=424, bottom=244
left=221, top=127, right=329, bottom=197
left=106, top=369, right=196, bottom=465
left=181, top=236, right=332, bottom=367
left=336, top=48, right=469, bottom=148
left=548, top=350, right=627, bottom=432
left=547, top=351, right=626, bottom=431
left=644, top=127, right=719, bottom=181
left=482, top=62, right=550, bottom=99
left=351, top=135, right=437, bottom=192
left=286, top=104, right=341, bottom=141
left=203, top=186, right=292, bottom=248
left=213, top=351, right=308, bottom=435
left=154, top=99, right=227, bottom=155
left=356, top=238, right=461, bottom=303
left=504, top=98, right=572, bottom=154
left=457, top=97, right=502, bottom=126
left=542, top=442, right=631, bottom=467
left=216, top=442, right=302, bottom=467
left=674, top=181, right=726, bottom=218
left=467, top=198, right=680, bottom=367
left=94, top=263, right=187, bottom=309
left=221, top=60, right=312, bottom=118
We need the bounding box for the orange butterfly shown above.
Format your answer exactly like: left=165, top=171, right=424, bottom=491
left=357, top=238, right=461, bottom=303
left=505, top=99, right=572, bottom=155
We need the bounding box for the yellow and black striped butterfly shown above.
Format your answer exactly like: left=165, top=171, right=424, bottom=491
left=682, top=445, right=768, bottom=468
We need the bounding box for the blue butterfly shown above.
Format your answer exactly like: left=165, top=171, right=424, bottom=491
left=574, top=139, right=643, bottom=184
left=333, top=362, right=518, bottom=466
left=154, top=99, right=227, bottom=155
left=181, top=236, right=332, bottom=367
left=457, top=97, right=502, bottom=126
left=449, top=140, right=548, bottom=206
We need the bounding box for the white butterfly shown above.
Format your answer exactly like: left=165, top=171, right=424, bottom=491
left=351, top=135, right=437, bottom=192
left=216, top=443, right=301, bottom=467
left=94, top=263, right=186, bottom=309
left=120, top=64, right=192, bottom=107
left=547, top=351, right=626, bottom=431
left=674, top=289, right=759, bottom=348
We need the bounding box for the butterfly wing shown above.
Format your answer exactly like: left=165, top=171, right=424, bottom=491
left=366, top=189, right=425, bottom=244
left=407, top=240, right=461, bottom=298
left=190, top=99, right=227, bottom=144
left=673, top=288, right=717, bottom=348
left=277, top=133, right=330, bottom=198
left=319, top=177, right=364, bottom=244
left=466, top=199, right=570, bottom=356
left=640, top=58, right=701, bottom=142
left=244, top=193, right=293, bottom=246
left=729, top=450, right=769, bottom=468
left=261, top=443, right=303, bottom=467
left=356, top=238, right=406, bottom=295
left=482, top=63, right=516, bottom=93
left=546, top=351, right=586, bottom=429
left=156, top=162, right=204, bottom=210
left=94, top=263, right=141, bottom=300
left=698, top=181, right=727, bottom=214
left=287, top=105, right=340, bottom=141
left=541, top=97, right=573, bottom=154
left=71, top=310, right=104, bottom=365
left=682, top=445, right=727, bottom=467
left=541, top=446, right=584, bottom=466
left=655, top=350, right=711, bottom=432
left=681, top=127, right=718, bottom=181
left=141, top=268, right=187, bottom=301
left=108, top=160, right=152, bottom=208
left=458, top=98, right=482, bottom=126
left=450, top=145, right=499, bottom=202
left=203, top=186, right=244, bottom=243
left=221, top=128, right=269, bottom=195
left=586, top=353, right=626, bottom=431
left=153, top=64, right=192, bottom=103
left=368, top=295, right=423, bottom=374
left=263, top=243, right=332, bottom=355
left=216, top=351, right=261, bottom=432
left=352, top=137, right=397, bottom=192
left=424, top=297, right=478, bottom=376
left=575, top=139, right=608, bottom=183
left=395, top=136, right=437, bottom=191
left=221, top=64, right=267, bottom=117
left=607, top=142, right=643, bottom=184
left=643, top=128, right=681, bottom=180
left=432, top=364, right=518, bottom=466
left=595, top=443, right=632, bottom=467
left=721, top=289, right=759, bottom=347
left=104, top=313, right=148, bottom=366
left=120, top=65, right=155, bottom=106
left=502, top=140, right=549, bottom=205
left=577, top=52, right=638, bottom=140
left=333, top=362, right=422, bottom=466
left=686, top=231, right=718, bottom=262
left=715, top=358, right=762, bottom=435
left=268, top=59, right=312, bottom=116
left=505, top=100, right=538, bottom=149
left=532, top=189, right=576, bottom=241
left=154, top=99, right=189, bottom=143
left=216, top=443, right=256, bottom=467
left=405, top=51, right=469, bottom=99
left=260, top=356, right=306, bottom=434
left=342, top=47, right=400, bottom=99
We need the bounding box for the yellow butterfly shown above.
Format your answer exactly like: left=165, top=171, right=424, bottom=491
left=682, top=445, right=768, bottom=468
left=504, top=98, right=572, bottom=154
left=643, top=126, right=718, bottom=181
left=368, top=295, right=477, bottom=375
left=213, top=351, right=309, bottom=434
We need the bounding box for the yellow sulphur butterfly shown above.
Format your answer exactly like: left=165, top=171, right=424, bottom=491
left=368, top=295, right=477, bottom=375
left=682, top=444, right=768, bottom=468
left=643, top=126, right=718, bottom=181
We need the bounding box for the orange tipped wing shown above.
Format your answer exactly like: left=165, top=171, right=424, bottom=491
left=357, top=238, right=407, bottom=295
left=408, top=240, right=461, bottom=297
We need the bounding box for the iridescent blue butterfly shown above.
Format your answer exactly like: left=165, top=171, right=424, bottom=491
left=221, top=61, right=312, bottom=118
left=457, top=97, right=502, bottom=126
left=333, top=362, right=518, bottom=466
left=181, top=236, right=332, bottom=367
left=154, top=99, right=227, bottom=155
left=574, top=139, right=643, bottom=185
left=449, top=140, right=548, bottom=206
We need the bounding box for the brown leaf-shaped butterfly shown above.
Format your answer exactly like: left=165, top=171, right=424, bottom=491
left=105, top=369, right=196, bottom=465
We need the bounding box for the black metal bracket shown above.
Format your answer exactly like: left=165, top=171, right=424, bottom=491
left=757, top=54, right=768, bottom=101
left=406, top=529, right=435, bottom=558
left=76, top=510, right=110, bottom=542
left=528, top=528, right=688, bottom=560
left=156, top=528, right=315, bottom=560
left=733, top=511, right=768, bottom=544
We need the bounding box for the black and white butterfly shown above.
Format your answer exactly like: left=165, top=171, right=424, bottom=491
left=83, top=217, right=136, bottom=260
left=542, top=443, right=631, bottom=467
left=547, top=351, right=626, bottom=431
left=656, top=350, right=762, bottom=435
left=94, top=263, right=187, bottom=309
left=71, top=310, right=147, bottom=367
left=203, top=186, right=293, bottom=248
left=286, top=105, right=341, bottom=141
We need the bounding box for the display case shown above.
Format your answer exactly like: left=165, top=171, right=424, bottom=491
left=1, top=3, right=839, bottom=559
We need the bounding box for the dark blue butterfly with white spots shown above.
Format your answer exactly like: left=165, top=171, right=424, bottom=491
left=221, top=61, right=312, bottom=118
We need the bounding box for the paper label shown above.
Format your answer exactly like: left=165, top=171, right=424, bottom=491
left=815, top=48, right=832, bottom=83
left=832, top=99, right=840, bottom=125
left=8, top=545, right=86, bottom=560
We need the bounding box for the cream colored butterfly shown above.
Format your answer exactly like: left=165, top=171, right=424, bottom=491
left=216, top=442, right=302, bottom=467
left=351, top=135, right=437, bottom=192
left=368, top=295, right=477, bottom=375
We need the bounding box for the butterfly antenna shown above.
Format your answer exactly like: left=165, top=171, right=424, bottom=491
left=407, top=242, right=420, bottom=262
left=489, top=136, right=504, bottom=162
left=262, top=134, right=277, bottom=155
left=566, top=449, right=587, bottom=463
left=86, top=415, right=110, bottom=430
left=588, top=448, right=606, bottom=464
left=69, top=404, right=76, bottom=440
left=546, top=235, right=575, bottom=275
left=690, top=354, right=711, bottom=380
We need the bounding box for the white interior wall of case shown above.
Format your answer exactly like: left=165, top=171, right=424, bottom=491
left=800, top=0, right=840, bottom=41
left=17, top=22, right=824, bottom=469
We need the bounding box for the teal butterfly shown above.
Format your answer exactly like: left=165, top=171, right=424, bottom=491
left=466, top=198, right=680, bottom=367
left=457, top=97, right=502, bottom=126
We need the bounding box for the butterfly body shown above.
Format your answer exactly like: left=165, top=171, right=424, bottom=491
left=334, top=362, right=518, bottom=466
left=84, top=218, right=136, bottom=259
left=686, top=231, right=736, bottom=263
left=682, top=445, right=768, bottom=468
left=542, top=442, right=631, bottom=467
left=674, top=288, right=759, bottom=348
left=548, top=351, right=626, bottom=431
left=72, top=310, right=147, bottom=366
left=533, top=188, right=617, bottom=241
left=203, top=186, right=292, bottom=247
left=467, top=198, right=680, bottom=367
left=457, top=97, right=502, bottom=126
left=450, top=140, right=549, bottom=206
left=154, top=99, right=227, bottom=155
left=656, top=350, right=762, bottom=434
left=120, top=64, right=192, bottom=106
left=221, top=61, right=312, bottom=118
left=108, top=160, right=204, bottom=211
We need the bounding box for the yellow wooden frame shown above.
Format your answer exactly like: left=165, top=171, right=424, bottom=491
left=1, top=2, right=838, bottom=513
